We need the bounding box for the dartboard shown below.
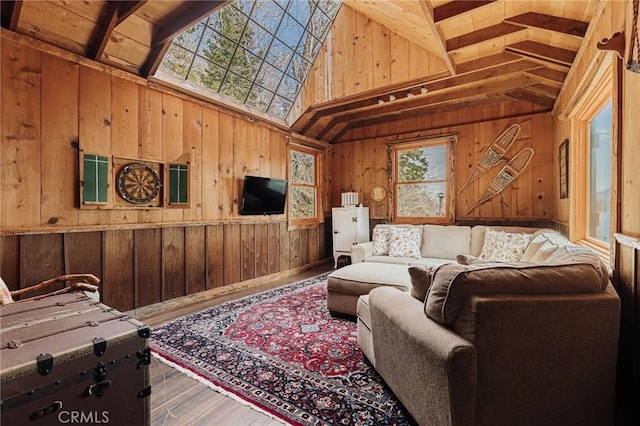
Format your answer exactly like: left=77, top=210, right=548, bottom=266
left=116, top=163, right=162, bottom=204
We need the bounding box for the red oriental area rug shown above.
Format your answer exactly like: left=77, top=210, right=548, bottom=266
left=151, top=272, right=416, bottom=425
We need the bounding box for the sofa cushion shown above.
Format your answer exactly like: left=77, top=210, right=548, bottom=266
left=420, top=225, right=471, bottom=260
left=470, top=226, right=547, bottom=256
left=478, top=228, right=532, bottom=261
left=521, top=231, right=568, bottom=262
left=545, top=245, right=609, bottom=289
left=389, top=227, right=422, bottom=258
left=425, top=260, right=608, bottom=327
left=408, top=266, right=435, bottom=302
left=372, top=227, right=392, bottom=256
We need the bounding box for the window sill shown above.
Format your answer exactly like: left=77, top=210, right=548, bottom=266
left=575, top=238, right=611, bottom=270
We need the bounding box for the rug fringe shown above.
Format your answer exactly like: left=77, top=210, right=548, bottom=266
left=151, top=351, right=292, bottom=426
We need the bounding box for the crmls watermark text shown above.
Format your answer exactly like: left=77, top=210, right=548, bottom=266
left=58, top=410, right=110, bottom=424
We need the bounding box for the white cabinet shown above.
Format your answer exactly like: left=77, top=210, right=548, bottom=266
left=332, top=206, right=370, bottom=267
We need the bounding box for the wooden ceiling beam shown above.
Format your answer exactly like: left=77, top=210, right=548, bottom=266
left=3, top=0, right=23, bottom=31
left=446, top=22, right=526, bottom=52
left=142, top=0, right=231, bottom=78
left=114, top=0, right=147, bottom=26
left=332, top=95, right=518, bottom=143
left=306, top=74, right=539, bottom=140
left=299, top=59, right=542, bottom=135
left=504, top=12, right=588, bottom=38
left=152, top=1, right=231, bottom=48
left=91, top=1, right=147, bottom=61
left=433, top=0, right=496, bottom=23
left=418, top=0, right=456, bottom=75
left=505, top=40, right=577, bottom=67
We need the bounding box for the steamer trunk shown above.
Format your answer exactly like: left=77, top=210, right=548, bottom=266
left=0, top=292, right=150, bottom=425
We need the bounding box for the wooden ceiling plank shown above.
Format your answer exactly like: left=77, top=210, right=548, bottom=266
left=505, top=40, right=577, bottom=67
left=504, top=12, right=588, bottom=38
left=151, top=0, right=231, bottom=48
left=505, top=89, right=555, bottom=109
left=446, top=22, right=526, bottom=52
left=526, top=83, right=561, bottom=98
left=433, top=0, right=497, bottom=23
left=455, top=51, right=522, bottom=74
left=524, top=66, right=567, bottom=84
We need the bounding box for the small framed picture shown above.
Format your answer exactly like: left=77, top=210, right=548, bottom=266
left=559, top=139, right=569, bottom=199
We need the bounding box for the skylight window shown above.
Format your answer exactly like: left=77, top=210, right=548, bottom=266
left=157, top=0, right=342, bottom=120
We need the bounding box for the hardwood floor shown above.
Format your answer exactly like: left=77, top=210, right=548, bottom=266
left=138, top=264, right=334, bottom=426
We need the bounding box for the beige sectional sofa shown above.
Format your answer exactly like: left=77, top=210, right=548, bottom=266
left=351, top=224, right=550, bottom=267
left=354, top=226, right=620, bottom=426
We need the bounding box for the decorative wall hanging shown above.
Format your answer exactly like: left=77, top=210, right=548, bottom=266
left=458, top=123, right=521, bottom=194
left=559, top=139, right=569, bottom=199
left=112, top=157, right=163, bottom=208
left=370, top=185, right=387, bottom=202
left=597, top=0, right=639, bottom=73
left=466, top=147, right=534, bottom=214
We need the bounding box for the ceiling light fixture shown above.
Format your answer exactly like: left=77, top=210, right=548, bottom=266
left=420, top=86, right=428, bottom=94
left=389, top=94, right=396, bottom=101
left=378, top=99, right=385, bottom=104
left=406, top=92, right=414, bottom=97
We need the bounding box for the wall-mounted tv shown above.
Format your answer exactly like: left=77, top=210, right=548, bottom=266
left=240, top=175, right=288, bottom=215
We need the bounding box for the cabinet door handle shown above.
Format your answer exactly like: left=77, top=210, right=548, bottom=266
left=334, top=230, right=339, bottom=234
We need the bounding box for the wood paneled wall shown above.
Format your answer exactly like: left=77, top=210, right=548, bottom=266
left=330, top=113, right=554, bottom=221
left=553, top=1, right=640, bottom=421
left=1, top=38, right=298, bottom=230
left=1, top=38, right=330, bottom=311
left=0, top=223, right=326, bottom=312
left=292, top=5, right=448, bottom=122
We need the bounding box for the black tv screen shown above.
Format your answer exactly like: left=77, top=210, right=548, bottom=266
left=240, top=175, right=288, bottom=215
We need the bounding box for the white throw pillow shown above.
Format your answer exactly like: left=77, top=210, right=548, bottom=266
left=372, top=227, right=391, bottom=255
left=479, top=228, right=532, bottom=262
left=389, top=227, right=422, bottom=258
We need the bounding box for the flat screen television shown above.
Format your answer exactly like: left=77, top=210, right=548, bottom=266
left=240, top=175, right=288, bottom=215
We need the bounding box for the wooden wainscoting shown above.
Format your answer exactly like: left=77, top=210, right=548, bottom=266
left=0, top=221, right=329, bottom=312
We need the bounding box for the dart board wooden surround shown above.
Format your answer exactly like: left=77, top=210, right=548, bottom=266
left=113, top=157, right=163, bottom=208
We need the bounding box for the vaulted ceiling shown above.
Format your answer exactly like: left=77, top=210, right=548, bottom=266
left=1, top=1, right=600, bottom=142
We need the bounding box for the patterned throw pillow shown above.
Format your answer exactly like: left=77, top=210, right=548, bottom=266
left=372, top=227, right=391, bottom=256
left=479, top=228, right=532, bottom=262
left=389, top=227, right=422, bottom=258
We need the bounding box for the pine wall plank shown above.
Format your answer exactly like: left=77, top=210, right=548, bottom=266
left=1, top=40, right=42, bottom=229
left=41, top=53, right=79, bottom=228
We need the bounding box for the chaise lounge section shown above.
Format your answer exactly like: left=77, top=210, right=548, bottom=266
left=355, top=230, right=620, bottom=426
